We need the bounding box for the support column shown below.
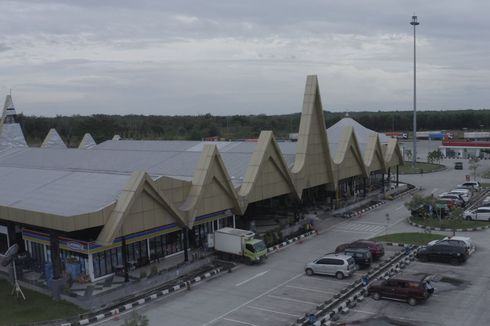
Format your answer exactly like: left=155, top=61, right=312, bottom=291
left=363, top=177, right=367, bottom=197
left=183, top=229, right=189, bottom=262
left=381, top=173, right=385, bottom=193
left=7, top=222, right=16, bottom=247
left=396, top=165, right=399, bottom=187
left=232, top=214, right=236, bottom=228
left=87, top=254, right=95, bottom=282
left=121, top=236, right=129, bottom=282
left=49, top=232, right=62, bottom=280
left=387, top=168, right=391, bottom=190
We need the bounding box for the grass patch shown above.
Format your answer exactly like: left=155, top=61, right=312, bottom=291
left=410, top=216, right=490, bottom=229
left=371, top=232, right=445, bottom=246
left=0, top=279, right=84, bottom=325
left=398, top=162, right=445, bottom=174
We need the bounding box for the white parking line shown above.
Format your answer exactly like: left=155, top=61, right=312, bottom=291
left=248, top=305, right=300, bottom=317
left=305, top=276, right=352, bottom=285
left=223, top=318, right=260, bottom=326
left=351, top=309, right=376, bottom=315
left=267, top=294, right=318, bottom=305
left=285, top=285, right=337, bottom=295
left=202, top=272, right=304, bottom=326
left=235, top=270, right=270, bottom=287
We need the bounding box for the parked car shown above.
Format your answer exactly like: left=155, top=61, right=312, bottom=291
left=458, top=181, right=480, bottom=192
left=464, top=207, right=490, bottom=221
left=335, top=240, right=385, bottom=259
left=416, top=243, right=468, bottom=265
left=342, top=248, right=372, bottom=268
left=438, top=193, right=466, bottom=207
left=454, top=162, right=463, bottom=170
left=448, top=188, right=472, bottom=202
left=482, top=196, right=490, bottom=205
left=304, top=253, right=357, bottom=279
left=427, top=236, right=475, bottom=255
left=368, top=274, right=434, bottom=306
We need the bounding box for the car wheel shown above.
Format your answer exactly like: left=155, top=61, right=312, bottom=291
left=372, top=292, right=381, bottom=300
left=336, top=272, right=344, bottom=280
left=450, top=258, right=460, bottom=266
left=408, top=298, right=417, bottom=306
left=465, top=216, right=472, bottom=221
left=305, top=268, right=314, bottom=276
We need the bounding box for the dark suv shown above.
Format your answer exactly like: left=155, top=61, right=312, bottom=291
left=368, top=274, right=434, bottom=306
left=416, top=243, right=468, bottom=265
left=335, top=240, right=384, bottom=259
left=343, top=248, right=372, bottom=268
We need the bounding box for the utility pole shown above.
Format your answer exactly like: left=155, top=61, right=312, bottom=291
left=410, top=15, right=420, bottom=167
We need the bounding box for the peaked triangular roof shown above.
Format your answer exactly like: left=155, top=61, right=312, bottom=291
left=327, top=117, right=391, bottom=147
left=333, top=126, right=368, bottom=180
left=41, top=128, right=67, bottom=149
left=291, top=75, right=334, bottom=195
left=112, top=134, right=121, bottom=141
left=239, top=130, right=299, bottom=203
left=96, top=171, right=186, bottom=245
left=384, top=138, right=404, bottom=168
left=179, top=144, right=243, bottom=228
left=78, top=133, right=97, bottom=149
left=363, top=133, right=387, bottom=174
left=2, top=95, right=17, bottom=125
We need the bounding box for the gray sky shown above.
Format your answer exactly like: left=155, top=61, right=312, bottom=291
left=1, top=0, right=489, bottom=116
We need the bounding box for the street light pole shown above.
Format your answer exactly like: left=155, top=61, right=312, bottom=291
left=410, top=15, right=420, bottom=167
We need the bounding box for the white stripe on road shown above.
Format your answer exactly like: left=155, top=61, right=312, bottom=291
left=235, top=270, right=270, bottom=287
left=223, top=318, right=260, bottom=326
left=202, top=272, right=304, bottom=326
left=267, top=294, right=318, bottom=305
left=351, top=309, right=376, bottom=315
left=248, top=306, right=300, bottom=317
left=285, top=285, right=337, bottom=295
left=305, top=276, right=352, bottom=285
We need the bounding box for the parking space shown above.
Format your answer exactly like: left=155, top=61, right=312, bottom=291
left=336, top=238, right=490, bottom=326
left=208, top=245, right=404, bottom=326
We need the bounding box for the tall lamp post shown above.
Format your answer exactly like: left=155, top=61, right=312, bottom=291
left=410, top=15, right=420, bottom=167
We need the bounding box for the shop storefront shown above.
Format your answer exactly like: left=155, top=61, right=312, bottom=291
left=21, top=209, right=235, bottom=282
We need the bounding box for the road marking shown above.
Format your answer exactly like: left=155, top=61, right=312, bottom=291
left=223, top=318, right=260, bottom=326
left=351, top=309, right=376, bottom=315
left=305, top=276, right=352, bottom=285
left=202, top=272, right=304, bottom=326
left=395, top=205, right=404, bottom=211
left=267, top=294, right=318, bottom=305
left=235, top=270, right=270, bottom=287
left=431, top=188, right=438, bottom=194
left=248, top=306, right=300, bottom=317
left=285, top=285, right=337, bottom=295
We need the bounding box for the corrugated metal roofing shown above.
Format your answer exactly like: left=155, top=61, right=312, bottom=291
left=41, top=129, right=67, bottom=149
left=0, top=166, right=130, bottom=216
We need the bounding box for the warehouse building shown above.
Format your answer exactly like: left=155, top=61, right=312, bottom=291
left=0, top=76, right=402, bottom=283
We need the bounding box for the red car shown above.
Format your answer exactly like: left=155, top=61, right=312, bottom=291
left=335, top=240, right=384, bottom=259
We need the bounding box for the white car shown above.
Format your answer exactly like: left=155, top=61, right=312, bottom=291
left=304, top=253, right=357, bottom=279
left=458, top=181, right=481, bottom=192
left=482, top=196, right=490, bottom=205
left=439, top=193, right=465, bottom=206
left=464, top=207, right=490, bottom=221
left=428, top=236, right=475, bottom=255
left=448, top=189, right=472, bottom=202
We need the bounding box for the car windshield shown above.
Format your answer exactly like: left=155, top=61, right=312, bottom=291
left=253, top=241, right=266, bottom=252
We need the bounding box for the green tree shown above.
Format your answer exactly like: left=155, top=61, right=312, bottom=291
left=123, top=312, right=149, bottom=326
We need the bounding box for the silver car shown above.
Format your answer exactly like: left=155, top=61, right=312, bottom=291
left=305, top=253, right=357, bottom=280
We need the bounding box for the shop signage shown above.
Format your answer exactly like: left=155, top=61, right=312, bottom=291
left=67, top=241, right=84, bottom=251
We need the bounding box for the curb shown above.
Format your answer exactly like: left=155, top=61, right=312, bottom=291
left=344, top=201, right=385, bottom=219
left=407, top=217, right=490, bottom=232
left=60, top=266, right=225, bottom=326
left=267, top=230, right=318, bottom=254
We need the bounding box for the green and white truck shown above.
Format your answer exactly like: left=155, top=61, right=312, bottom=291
left=213, top=227, right=267, bottom=264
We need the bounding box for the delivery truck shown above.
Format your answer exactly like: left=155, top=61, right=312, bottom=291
left=212, top=227, right=267, bottom=263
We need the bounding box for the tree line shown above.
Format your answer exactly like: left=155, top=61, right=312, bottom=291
left=15, top=109, right=490, bottom=147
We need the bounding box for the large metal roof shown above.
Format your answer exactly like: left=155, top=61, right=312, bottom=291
left=0, top=166, right=130, bottom=216
left=0, top=123, right=28, bottom=149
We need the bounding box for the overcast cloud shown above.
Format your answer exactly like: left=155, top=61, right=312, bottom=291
left=0, top=0, right=489, bottom=116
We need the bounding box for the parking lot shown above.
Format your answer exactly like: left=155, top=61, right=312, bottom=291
left=336, top=233, right=490, bottom=326
left=208, top=245, right=403, bottom=326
